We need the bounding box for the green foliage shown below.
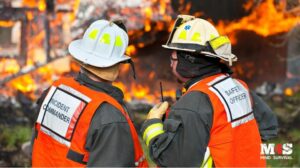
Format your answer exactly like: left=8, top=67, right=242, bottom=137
left=0, top=125, right=32, bottom=150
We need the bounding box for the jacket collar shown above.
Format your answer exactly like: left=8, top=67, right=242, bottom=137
left=184, top=71, right=228, bottom=90
left=75, top=72, right=124, bottom=103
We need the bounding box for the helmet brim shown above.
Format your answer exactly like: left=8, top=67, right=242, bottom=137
left=162, top=44, right=237, bottom=61
left=69, top=40, right=131, bottom=68
left=162, top=44, right=198, bottom=53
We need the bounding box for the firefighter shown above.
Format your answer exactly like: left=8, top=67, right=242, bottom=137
left=31, top=19, right=147, bottom=167
left=141, top=15, right=278, bottom=167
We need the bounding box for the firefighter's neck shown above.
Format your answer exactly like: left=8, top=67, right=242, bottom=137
left=81, top=68, right=112, bottom=84
left=87, top=73, right=112, bottom=84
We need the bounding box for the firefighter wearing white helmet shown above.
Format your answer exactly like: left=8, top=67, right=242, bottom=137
left=69, top=19, right=135, bottom=81
left=32, top=19, right=148, bottom=167
left=163, top=15, right=237, bottom=66
left=141, top=15, right=277, bottom=167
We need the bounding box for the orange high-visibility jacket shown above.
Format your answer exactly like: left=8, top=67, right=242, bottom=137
left=186, top=74, right=266, bottom=167
left=32, top=77, right=148, bottom=167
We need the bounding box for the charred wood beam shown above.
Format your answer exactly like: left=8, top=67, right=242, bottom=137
left=19, top=17, right=28, bottom=67
left=46, top=0, right=55, bottom=13
left=45, top=0, right=53, bottom=62
left=45, top=15, right=51, bottom=62
left=0, top=7, right=38, bottom=21
left=0, top=54, right=19, bottom=58
left=0, top=7, right=38, bottom=67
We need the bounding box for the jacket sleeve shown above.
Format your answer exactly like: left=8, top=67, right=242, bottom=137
left=85, top=103, right=135, bottom=167
left=250, top=90, right=278, bottom=141
left=141, top=91, right=213, bottom=167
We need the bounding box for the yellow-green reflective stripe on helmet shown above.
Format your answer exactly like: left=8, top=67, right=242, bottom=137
left=209, top=36, right=230, bottom=50
left=115, top=35, right=123, bottom=47
left=99, top=33, right=111, bottom=44
left=191, top=32, right=201, bottom=42
left=88, top=29, right=99, bottom=40
left=178, top=30, right=187, bottom=40
left=210, top=34, right=216, bottom=40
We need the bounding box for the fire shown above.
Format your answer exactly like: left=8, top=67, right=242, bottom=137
left=120, top=64, right=130, bottom=74
left=21, top=0, right=46, bottom=11
left=216, top=0, right=300, bottom=44
left=38, top=0, right=46, bottom=11
left=113, top=81, right=176, bottom=104
left=149, top=71, right=156, bottom=80
left=22, top=0, right=46, bottom=20
left=144, top=7, right=153, bottom=32
left=9, top=74, right=37, bottom=95
left=68, top=0, right=81, bottom=22
left=126, top=45, right=137, bottom=56
left=0, top=0, right=80, bottom=98
left=131, top=84, right=151, bottom=99
left=0, top=59, right=20, bottom=75
left=0, top=21, right=14, bottom=27
left=159, top=0, right=167, bottom=15
left=284, top=88, right=293, bottom=96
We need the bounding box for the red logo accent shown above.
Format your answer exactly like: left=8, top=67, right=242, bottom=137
left=275, top=144, right=283, bottom=155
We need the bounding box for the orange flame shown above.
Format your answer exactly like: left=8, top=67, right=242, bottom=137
left=113, top=81, right=175, bottom=104
left=69, top=0, right=81, bottom=22
left=144, top=7, right=153, bottom=32
left=216, top=0, right=299, bottom=44
left=9, top=74, right=37, bottom=93
left=21, top=0, right=46, bottom=11
left=126, top=45, right=137, bottom=56
left=0, top=0, right=80, bottom=99
left=0, top=59, right=20, bottom=74
left=0, top=21, right=14, bottom=27
left=243, top=0, right=255, bottom=11
left=120, top=64, right=130, bottom=74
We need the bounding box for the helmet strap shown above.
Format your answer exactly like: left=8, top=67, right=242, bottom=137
left=182, top=54, right=202, bottom=63
left=123, top=59, right=136, bottom=80
left=129, top=59, right=136, bottom=80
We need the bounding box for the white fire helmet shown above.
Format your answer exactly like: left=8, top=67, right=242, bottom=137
left=162, top=15, right=237, bottom=66
left=68, top=20, right=130, bottom=68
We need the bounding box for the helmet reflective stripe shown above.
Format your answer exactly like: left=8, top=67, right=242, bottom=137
left=99, top=33, right=111, bottom=44
left=210, top=34, right=216, bottom=40
left=178, top=30, right=187, bottom=40
left=68, top=20, right=130, bottom=68
left=115, top=36, right=123, bottom=47
left=89, top=30, right=124, bottom=47
left=191, top=32, right=201, bottom=42
left=205, top=36, right=237, bottom=66
left=88, top=29, right=99, bottom=40
left=209, top=36, right=230, bottom=50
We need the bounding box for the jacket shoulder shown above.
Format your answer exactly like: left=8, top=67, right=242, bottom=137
left=176, top=91, right=212, bottom=112
left=172, top=91, right=213, bottom=127
left=91, top=102, right=128, bottom=126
